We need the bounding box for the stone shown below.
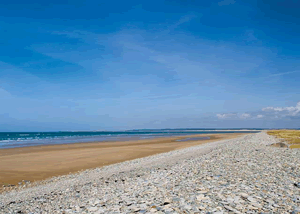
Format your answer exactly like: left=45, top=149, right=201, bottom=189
left=197, top=194, right=209, bottom=201
left=239, top=193, right=248, bottom=199
left=150, top=208, right=157, bottom=212
left=251, top=202, right=262, bottom=208
left=247, top=196, right=257, bottom=203
left=1, top=132, right=299, bottom=214
left=198, top=190, right=208, bottom=194
left=224, top=205, right=234, bottom=211
left=88, top=207, right=99, bottom=212
left=198, top=206, right=206, bottom=210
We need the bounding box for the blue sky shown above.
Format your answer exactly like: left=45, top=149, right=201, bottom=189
left=0, top=0, right=300, bottom=131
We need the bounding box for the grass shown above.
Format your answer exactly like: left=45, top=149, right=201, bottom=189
left=267, top=130, right=300, bottom=149
left=290, top=144, right=300, bottom=149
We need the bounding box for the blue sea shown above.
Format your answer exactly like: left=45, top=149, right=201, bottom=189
left=0, top=129, right=261, bottom=149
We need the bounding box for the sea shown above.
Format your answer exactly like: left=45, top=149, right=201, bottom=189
left=0, top=129, right=261, bottom=149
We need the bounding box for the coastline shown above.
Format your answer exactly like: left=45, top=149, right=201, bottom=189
left=0, top=133, right=246, bottom=187
left=2, top=132, right=299, bottom=213
left=0, top=130, right=259, bottom=149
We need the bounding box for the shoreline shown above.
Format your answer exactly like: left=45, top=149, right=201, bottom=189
left=0, top=130, right=259, bottom=149
left=2, top=132, right=299, bottom=213
left=0, top=133, right=246, bottom=187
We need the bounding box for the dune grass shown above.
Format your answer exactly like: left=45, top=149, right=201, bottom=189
left=267, top=130, right=300, bottom=148
left=290, top=144, right=300, bottom=149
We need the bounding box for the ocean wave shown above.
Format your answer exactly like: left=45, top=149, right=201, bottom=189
left=0, top=130, right=260, bottom=149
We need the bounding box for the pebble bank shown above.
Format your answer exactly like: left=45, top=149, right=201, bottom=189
left=0, top=132, right=299, bottom=213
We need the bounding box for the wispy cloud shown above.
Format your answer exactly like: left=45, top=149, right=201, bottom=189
left=218, top=0, right=236, bottom=6
left=256, top=114, right=264, bottom=118
left=268, top=70, right=300, bottom=77
left=172, top=15, right=196, bottom=28
left=216, top=113, right=252, bottom=120
left=154, top=14, right=197, bottom=39
left=240, top=113, right=251, bottom=119
left=244, top=30, right=258, bottom=42
left=0, top=87, right=12, bottom=98
left=216, top=113, right=236, bottom=119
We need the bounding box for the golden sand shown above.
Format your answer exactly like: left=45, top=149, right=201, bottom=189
left=0, top=133, right=246, bottom=186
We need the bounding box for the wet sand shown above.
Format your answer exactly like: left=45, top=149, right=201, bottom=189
left=0, top=133, right=246, bottom=186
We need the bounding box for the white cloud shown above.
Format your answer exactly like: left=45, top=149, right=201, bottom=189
left=262, top=102, right=300, bottom=117
left=262, top=107, right=284, bottom=111
left=240, top=113, right=251, bottom=119
left=218, top=0, right=236, bottom=6
left=216, top=113, right=252, bottom=120
left=216, top=113, right=236, bottom=119
left=216, top=102, right=300, bottom=121
left=256, top=114, right=264, bottom=118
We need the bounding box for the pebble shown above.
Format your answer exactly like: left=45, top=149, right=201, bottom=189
left=0, top=132, right=299, bottom=213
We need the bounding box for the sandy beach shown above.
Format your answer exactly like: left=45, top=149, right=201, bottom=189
left=0, top=133, right=245, bottom=187
left=1, top=132, right=299, bottom=213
